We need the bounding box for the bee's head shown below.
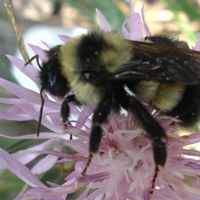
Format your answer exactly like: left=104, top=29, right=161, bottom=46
left=26, top=45, right=70, bottom=136
left=40, top=45, right=70, bottom=97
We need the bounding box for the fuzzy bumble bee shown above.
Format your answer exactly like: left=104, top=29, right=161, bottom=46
left=26, top=30, right=200, bottom=191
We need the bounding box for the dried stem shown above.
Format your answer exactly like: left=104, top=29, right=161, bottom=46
left=3, top=0, right=29, bottom=62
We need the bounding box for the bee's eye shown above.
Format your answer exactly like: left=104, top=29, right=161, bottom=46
left=45, top=72, right=69, bottom=97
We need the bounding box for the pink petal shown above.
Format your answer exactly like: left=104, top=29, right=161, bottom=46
left=0, top=132, right=59, bottom=140
left=141, top=4, right=151, bottom=37
left=0, top=96, right=59, bottom=114
left=0, top=148, right=45, bottom=188
left=186, top=162, right=200, bottom=170
left=31, top=154, right=58, bottom=174
left=16, top=100, right=60, bottom=132
left=75, top=106, right=94, bottom=129
left=0, top=79, right=62, bottom=131
left=0, top=98, right=35, bottom=121
left=128, top=0, right=142, bottom=41
left=31, top=142, right=61, bottom=174
left=0, top=108, right=33, bottom=121
left=85, top=186, right=107, bottom=200
left=65, top=138, right=89, bottom=155
left=28, top=43, right=48, bottom=62
left=143, top=188, right=151, bottom=200
left=95, top=9, right=111, bottom=32
left=76, top=188, right=90, bottom=200
left=182, top=132, right=200, bottom=144
left=65, top=171, right=79, bottom=181
left=11, top=139, right=55, bottom=166
left=46, top=150, right=85, bottom=162
left=58, top=35, right=71, bottom=43
left=0, top=104, right=59, bottom=123
left=62, top=127, right=90, bottom=137
left=14, top=187, right=66, bottom=200
left=49, top=113, right=62, bottom=128
left=68, top=103, right=82, bottom=118
left=192, top=32, right=200, bottom=51
left=41, top=40, right=51, bottom=49
left=122, top=19, right=130, bottom=39
left=7, top=103, right=25, bottom=113
left=0, top=78, right=41, bottom=104
left=6, top=55, right=39, bottom=84
left=122, top=1, right=144, bottom=41
left=78, top=172, right=110, bottom=182
left=58, top=158, right=76, bottom=163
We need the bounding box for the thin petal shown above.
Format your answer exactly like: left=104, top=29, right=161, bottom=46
left=0, top=108, right=33, bottom=121
left=129, top=12, right=142, bottom=41
left=6, top=55, right=39, bottom=84
left=0, top=78, right=41, bottom=104
left=95, top=9, right=111, bottom=32
left=49, top=113, right=62, bottom=128
left=41, top=40, right=51, bottom=49
left=128, top=0, right=142, bottom=41
left=58, top=35, right=71, bottom=43
left=75, top=106, right=94, bottom=129
left=31, top=142, right=61, bottom=174
left=28, top=44, right=48, bottom=62
left=11, top=139, right=55, bottom=166
left=122, top=1, right=143, bottom=41
left=15, top=100, right=60, bottom=132
left=141, top=4, right=151, bottom=37
left=14, top=187, right=66, bottom=200
left=76, top=188, right=90, bottom=200
left=78, top=172, right=110, bottom=182
left=192, top=32, right=200, bottom=51
left=122, top=19, right=130, bottom=39
left=0, top=132, right=63, bottom=141
left=0, top=148, right=45, bottom=188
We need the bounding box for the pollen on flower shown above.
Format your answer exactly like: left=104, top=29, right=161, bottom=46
left=69, top=107, right=200, bottom=199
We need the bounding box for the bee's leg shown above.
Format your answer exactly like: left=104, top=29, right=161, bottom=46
left=24, top=54, right=42, bottom=70
left=151, top=165, right=159, bottom=194
left=120, top=94, right=167, bottom=193
left=82, top=97, right=112, bottom=175
left=60, top=95, right=77, bottom=139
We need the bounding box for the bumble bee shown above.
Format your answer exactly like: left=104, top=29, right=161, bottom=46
left=26, top=30, right=200, bottom=191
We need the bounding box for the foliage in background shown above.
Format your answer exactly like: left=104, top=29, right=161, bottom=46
left=64, top=0, right=127, bottom=30
left=159, top=0, right=200, bottom=42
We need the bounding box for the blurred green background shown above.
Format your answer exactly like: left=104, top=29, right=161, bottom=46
left=0, top=0, right=200, bottom=199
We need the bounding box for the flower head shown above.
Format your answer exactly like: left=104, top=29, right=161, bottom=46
left=1, top=1, right=200, bottom=200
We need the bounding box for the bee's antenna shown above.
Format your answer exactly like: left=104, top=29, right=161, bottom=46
left=37, top=86, right=45, bottom=136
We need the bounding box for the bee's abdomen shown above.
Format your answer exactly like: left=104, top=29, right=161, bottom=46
left=151, top=83, right=185, bottom=112
left=134, top=81, right=185, bottom=112
left=134, top=81, right=200, bottom=127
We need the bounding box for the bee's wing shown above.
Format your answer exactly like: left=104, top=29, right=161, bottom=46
left=155, top=49, right=200, bottom=84
left=102, top=61, right=174, bottom=83
left=102, top=41, right=200, bottom=85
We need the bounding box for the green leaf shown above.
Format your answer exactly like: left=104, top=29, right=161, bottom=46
left=0, top=170, right=26, bottom=200
left=159, top=0, right=199, bottom=42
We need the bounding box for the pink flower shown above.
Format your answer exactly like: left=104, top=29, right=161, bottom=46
left=1, top=1, right=200, bottom=199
